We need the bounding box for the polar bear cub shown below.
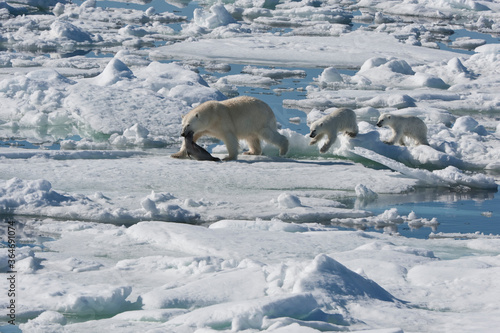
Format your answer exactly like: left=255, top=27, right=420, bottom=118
left=172, top=96, right=288, bottom=161
left=309, top=108, right=358, bottom=153
left=376, top=113, right=429, bottom=145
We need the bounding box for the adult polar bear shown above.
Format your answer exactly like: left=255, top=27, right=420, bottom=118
left=172, top=96, right=288, bottom=161
left=376, top=113, right=429, bottom=146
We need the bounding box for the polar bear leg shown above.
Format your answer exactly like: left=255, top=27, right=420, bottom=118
left=419, top=136, right=430, bottom=145
left=244, top=136, right=262, bottom=155
left=415, top=129, right=430, bottom=145
left=171, top=140, right=188, bottom=158
left=385, top=129, right=401, bottom=145
left=346, top=124, right=358, bottom=137
left=260, top=128, right=289, bottom=156
left=320, top=133, right=337, bottom=153
left=222, top=132, right=240, bottom=161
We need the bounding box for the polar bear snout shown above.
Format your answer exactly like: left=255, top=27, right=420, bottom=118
left=181, top=122, right=194, bottom=137
left=309, top=130, right=317, bottom=138
left=376, top=121, right=383, bottom=127
left=181, top=129, right=194, bottom=138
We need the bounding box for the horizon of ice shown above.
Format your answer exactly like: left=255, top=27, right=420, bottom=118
left=1, top=0, right=500, bottom=332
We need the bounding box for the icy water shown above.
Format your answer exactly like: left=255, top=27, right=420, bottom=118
left=349, top=189, right=498, bottom=237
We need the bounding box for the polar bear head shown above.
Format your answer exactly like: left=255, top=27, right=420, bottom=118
left=180, top=102, right=216, bottom=137
left=308, top=119, right=325, bottom=139
left=376, top=113, right=392, bottom=128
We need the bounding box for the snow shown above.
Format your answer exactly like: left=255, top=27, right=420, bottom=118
left=0, top=0, right=500, bottom=332
left=194, top=3, right=237, bottom=29
left=3, top=218, right=499, bottom=332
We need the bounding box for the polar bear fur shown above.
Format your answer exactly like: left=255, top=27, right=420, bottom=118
left=376, top=113, right=429, bottom=146
left=309, top=108, right=358, bottom=153
left=171, top=96, right=288, bottom=161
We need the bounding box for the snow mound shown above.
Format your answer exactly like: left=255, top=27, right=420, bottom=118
left=318, top=67, right=343, bottom=83
left=277, top=193, right=303, bottom=208
left=57, top=286, right=133, bottom=315
left=92, top=58, right=134, bottom=86
left=294, top=254, right=397, bottom=304
left=140, top=191, right=200, bottom=223
left=50, top=20, right=92, bottom=43
left=0, top=178, right=74, bottom=213
left=355, top=184, right=378, bottom=200
left=453, top=116, right=479, bottom=133
left=193, top=3, right=237, bottom=29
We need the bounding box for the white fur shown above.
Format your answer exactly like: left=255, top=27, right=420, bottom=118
left=308, top=108, right=359, bottom=153
left=376, top=113, right=429, bottom=145
left=172, top=96, right=288, bottom=161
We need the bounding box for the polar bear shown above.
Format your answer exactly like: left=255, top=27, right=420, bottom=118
left=308, top=108, right=358, bottom=153
left=376, top=113, right=429, bottom=145
left=171, top=96, right=288, bottom=161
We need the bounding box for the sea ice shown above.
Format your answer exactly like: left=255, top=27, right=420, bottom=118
left=0, top=0, right=499, bottom=332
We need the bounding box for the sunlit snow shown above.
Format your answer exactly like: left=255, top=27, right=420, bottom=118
left=0, top=0, right=499, bottom=332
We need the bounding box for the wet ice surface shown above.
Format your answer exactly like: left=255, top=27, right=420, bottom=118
left=0, top=0, right=500, bottom=332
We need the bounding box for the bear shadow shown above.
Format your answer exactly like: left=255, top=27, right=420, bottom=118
left=223, top=154, right=354, bottom=166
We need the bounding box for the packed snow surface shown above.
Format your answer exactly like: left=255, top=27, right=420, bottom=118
left=0, top=0, right=500, bottom=332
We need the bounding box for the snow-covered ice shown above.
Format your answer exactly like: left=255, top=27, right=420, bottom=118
left=0, top=0, right=500, bottom=331
left=4, top=218, right=500, bottom=332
